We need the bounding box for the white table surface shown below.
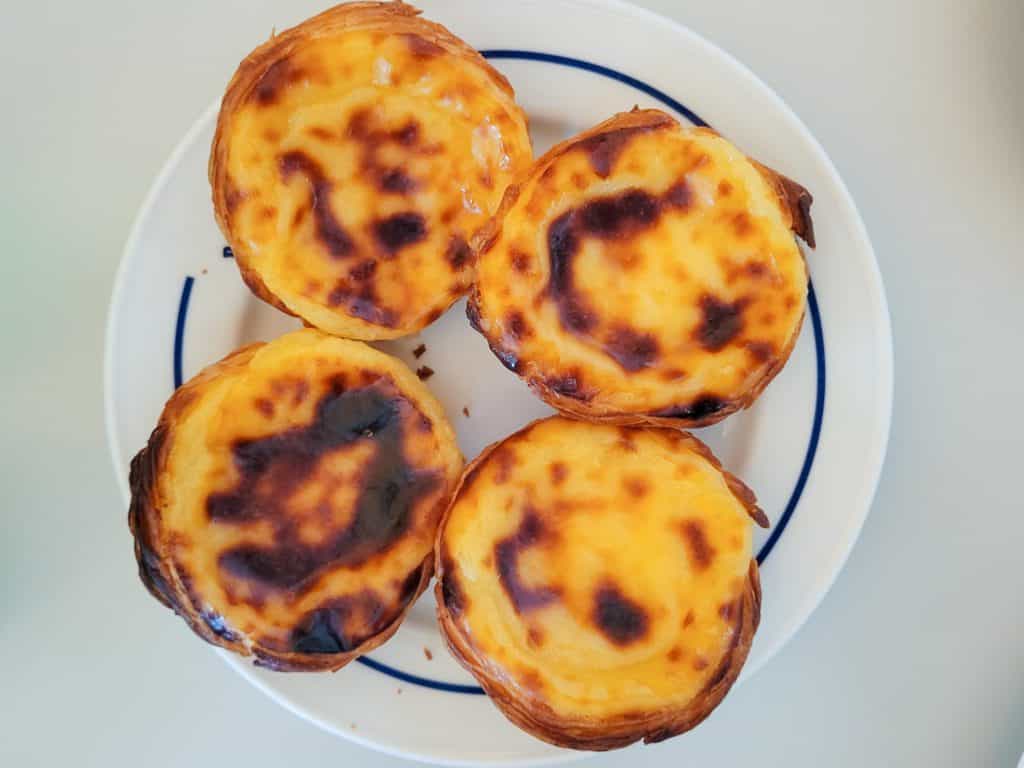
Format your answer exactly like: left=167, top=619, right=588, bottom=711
left=3, top=1, right=1022, bottom=765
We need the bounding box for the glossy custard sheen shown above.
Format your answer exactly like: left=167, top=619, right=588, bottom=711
left=129, top=329, right=462, bottom=671
left=436, top=418, right=766, bottom=748
left=471, top=109, right=812, bottom=426
left=211, top=2, right=531, bottom=339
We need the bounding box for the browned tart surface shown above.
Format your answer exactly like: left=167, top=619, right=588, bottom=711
left=470, top=108, right=812, bottom=427
left=436, top=417, right=765, bottom=749
left=211, top=1, right=532, bottom=339
left=130, top=329, right=462, bottom=671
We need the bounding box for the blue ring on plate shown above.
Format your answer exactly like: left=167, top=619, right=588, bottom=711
left=171, top=50, right=825, bottom=695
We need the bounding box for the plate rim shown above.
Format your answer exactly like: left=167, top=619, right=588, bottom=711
left=103, top=0, right=894, bottom=763
left=160, top=47, right=830, bottom=698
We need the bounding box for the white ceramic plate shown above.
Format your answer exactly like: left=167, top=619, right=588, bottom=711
left=105, top=0, right=892, bottom=764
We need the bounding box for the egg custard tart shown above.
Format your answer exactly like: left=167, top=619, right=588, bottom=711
left=435, top=417, right=766, bottom=749
left=469, top=108, right=813, bottom=427
left=129, top=329, right=462, bottom=671
left=211, top=1, right=531, bottom=339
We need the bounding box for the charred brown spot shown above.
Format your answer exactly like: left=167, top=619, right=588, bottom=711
left=393, top=121, right=420, bottom=147
left=251, top=58, right=304, bottom=105
left=694, top=295, right=748, bottom=352
left=580, top=189, right=660, bottom=236
left=746, top=261, right=768, bottom=278
left=518, top=669, right=546, bottom=693
left=464, top=294, right=483, bottom=331
left=681, top=520, right=716, bottom=571
left=546, top=370, right=590, bottom=401
left=732, top=212, right=754, bottom=237
left=378, top=168, right=416, bottom=194
left=291, top=206, right=308, bottom=230
left=412, top=343, right=427, bottom=359
left=399, top=566, right=424, bottom=603
left=717, top=180, right=734, bottom=197
left=593, top=582, right=649, bottom=645
left=577, top=123, right=660, bottom=178
left=547, top=211, right=594, bottom=334
left=492, top=446, right=516, bottom=484
left=327, top=280, right=397, bottom=327
left=440, top=556, right=466, bottom=615
left=623, top=475, right=649, bottom=498
left=660, top=368, right=686, bottom=382
left=693, top=656, right=710, bottom=671
left=271, top=378, right=309, bottom=406
left=689, top=152, right=710, bottom=171
left=415, top=366, right=434, bottom=381
left=746, top=340, right=775, bottom=362
left=374, top=212, right=426, bottom=255
left=306, top=126, right=335, bottom=141
left=510, top=250, right=530, bottom=273
left=548, top=187, right=682, bottom=343
left=259, top=205, right=277, bottom=221
left=445, top=235, right=471, bottom=270
left=549, top=461, right=568, bottom=486
left=683, top=610, right=695, bottom=628
left=604, top=325, right=659, bottom=372
left=655, top=395, right=727, bottom=422
left=349, top=260, right=377, bottom=282
left=406, top=34, right=444, bottom=58
left=667, top=647, right=683, bottom=662
left=346, top=109, right=372, bottom=140
left=505, top=310, right=530, bottom=340
left=671, top=460, right=696, bottom=479
left=210, top=381, right=439, bottom=593
left=527, top=626, right=545, bottom=648
left=279, top=151, right=354, bottom=258
left=348, top=110, right=430, bottom=206
left=288, top=591, right=389, bottom=654
left=495, top=511, right=560, bottom=614
left=254, top=398, right=275, bottom=419
left=665, top=181, right=692, bottom=209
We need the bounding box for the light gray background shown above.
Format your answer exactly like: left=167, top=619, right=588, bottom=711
left=3, top=1, right=1022, bottom=765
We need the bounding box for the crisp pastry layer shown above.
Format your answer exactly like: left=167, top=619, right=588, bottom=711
left=470, top=108, right=813, bottom=427
left=211, top=1, right=531, bottom=339
left=435, top=417, right=766, bottom=749
left=129, top=329, right=462, bottom=671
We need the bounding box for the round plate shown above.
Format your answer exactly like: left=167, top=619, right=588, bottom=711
left=105, top=0, right=892, bottom=764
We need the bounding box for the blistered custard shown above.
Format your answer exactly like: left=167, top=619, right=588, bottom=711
left=470, top=108, right=813, bottom=426
left=130, top=329, right=462, bottom=671
left=211, top=2, right=531, bottom=339
left=436, top=417, right=766, bottom=749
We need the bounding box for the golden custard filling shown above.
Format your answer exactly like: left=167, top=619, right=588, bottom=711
left=141, top=331, right=462, bottom=661
left=214, top=5, right=531, bottom=338
left=438, top=418, right=762, bottom=719
left=471, top=109, right=809, bottom=422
